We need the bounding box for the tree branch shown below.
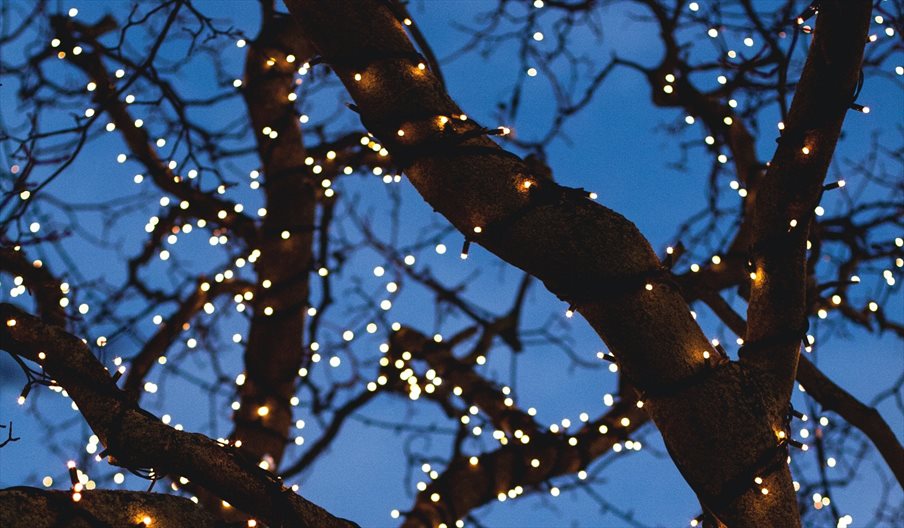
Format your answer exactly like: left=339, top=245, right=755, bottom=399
left=0, top=247, right=66, bottom=327
left=50, top=15, right=258, bottom=242
left=700, top=290, right=904, bottom=489
left=123, top=278, right=249, bottom=399
left=282, top=3, right=817, bottom=524
left=0, top=487, right=223, bottom=528
left=0, top=303, right=357, bottom=528
left=744, top=0, right=872, bottom=398
left=403, top=394, right=647, bottom=526
left=230, top=9, right=316, bottom=470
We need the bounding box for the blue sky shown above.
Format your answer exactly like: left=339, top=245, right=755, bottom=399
left=1, top=1, right=901, bottom=526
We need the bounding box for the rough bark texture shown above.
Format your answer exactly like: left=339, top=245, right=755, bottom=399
left=744, top=0, right=873, bottom=402
left=0, top=488, right=222, bottom=528
left=0, top=304, right=357, bottom=528
left=283, top=1, right=872, bottom=525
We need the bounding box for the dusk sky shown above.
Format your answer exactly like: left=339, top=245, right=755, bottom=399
left=1, top=1, right=901, bottom=527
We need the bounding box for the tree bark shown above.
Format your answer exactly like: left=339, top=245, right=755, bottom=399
left=0, top=487, right=222, bottom=528
left=744, top=0, right=872, bottom=402
left=283, top=1, right=871, bottom=525
left=232, top=8, right=317, bottom=471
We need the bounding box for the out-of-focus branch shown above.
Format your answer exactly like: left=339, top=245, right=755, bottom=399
left=0, top=247, right=65, bottom=326
left=796, top=359, right=904, bottom=488
left=279, top=389, right=377, bottom=478
left=338, top=315, right=651, bottom=526
left=281, top=273, right=534, bottom=479
left=403, top=393, right=647, bottom=527
left=50, top=15, right=258, bottom=242
left=230, top=10, right=316, bottom=469
left=124, top=278, right=250, bottom=399
left=634, top=0, right=762, bottom=191
left=380, top=324, right=652, bottom=525
left=0, top=303, right=357, bottom=528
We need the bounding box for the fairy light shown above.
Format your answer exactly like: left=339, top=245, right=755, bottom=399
left=67, top=460, right=78, bottom=486
left=17, top=386, right=30, bottom=405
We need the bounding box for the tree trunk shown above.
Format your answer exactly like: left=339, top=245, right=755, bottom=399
left=283, top=0, right=871, bottom=524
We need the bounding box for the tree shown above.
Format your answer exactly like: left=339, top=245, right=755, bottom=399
left=0, top=0, right=901, bottom=527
